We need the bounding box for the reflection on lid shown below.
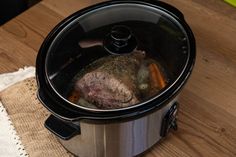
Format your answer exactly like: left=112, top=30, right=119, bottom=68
left=79, top=4, right=161, bottom=32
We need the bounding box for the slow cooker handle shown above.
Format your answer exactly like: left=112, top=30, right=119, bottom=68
left=160, top=102, right=178, bottom=137
left=45, top=114, right=81, bottom=140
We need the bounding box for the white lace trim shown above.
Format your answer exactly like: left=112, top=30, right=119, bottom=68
left=0, top=66, right=35, bottom=157
left=0, top=66, right=35, bottom=91
left=0, top=102, right=28, bottom=157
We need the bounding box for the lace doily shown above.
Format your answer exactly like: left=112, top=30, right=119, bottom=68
left=0, top=67, right=35, bottom=157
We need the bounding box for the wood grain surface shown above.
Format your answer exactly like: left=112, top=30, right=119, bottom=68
left=0, top=0, right=235, bottom=157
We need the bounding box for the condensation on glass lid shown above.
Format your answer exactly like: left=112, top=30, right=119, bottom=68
left=67, top=49, right=168, bottom=109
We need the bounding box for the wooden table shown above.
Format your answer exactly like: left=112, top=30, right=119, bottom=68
left=0, top=0, right=235, bottom=156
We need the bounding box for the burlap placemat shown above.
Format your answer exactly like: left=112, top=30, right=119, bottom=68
left=0, top=77, right=73, bottom=157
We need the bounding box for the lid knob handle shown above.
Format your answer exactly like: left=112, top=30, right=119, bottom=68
left=111, top=25, right=131, bottom=48
left=104, top=25, right=137, bottom=55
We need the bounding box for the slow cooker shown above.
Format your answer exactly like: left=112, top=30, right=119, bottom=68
left=36, top=0, right=196, bottom=157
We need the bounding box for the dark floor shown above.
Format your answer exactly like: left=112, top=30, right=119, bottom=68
left=0, top=0, right=41, bottom=25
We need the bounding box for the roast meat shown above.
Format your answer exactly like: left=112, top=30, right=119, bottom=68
left=75, top=50, right=145, bottom=109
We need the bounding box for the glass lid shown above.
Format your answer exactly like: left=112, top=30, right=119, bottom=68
left=45, top=2, right=190, bottom=111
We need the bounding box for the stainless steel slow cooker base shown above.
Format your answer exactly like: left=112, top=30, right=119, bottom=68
left=59, top=99, right=177, bottom=157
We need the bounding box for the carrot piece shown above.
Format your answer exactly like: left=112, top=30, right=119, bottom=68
left=148, top=63, right=166, bottom=89
left=68, top=90, right=80, bottom=104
